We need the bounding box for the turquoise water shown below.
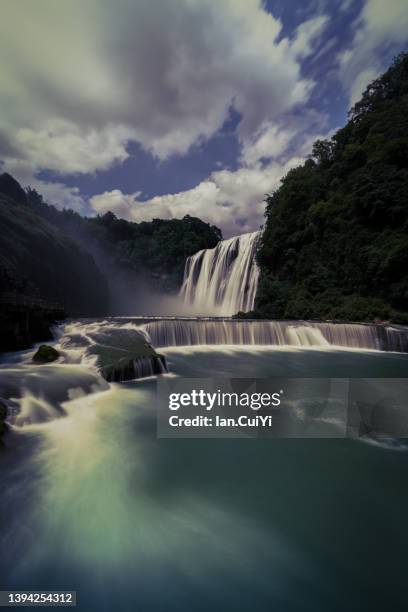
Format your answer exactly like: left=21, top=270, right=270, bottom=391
left=1, top=345, right=408, bottom=611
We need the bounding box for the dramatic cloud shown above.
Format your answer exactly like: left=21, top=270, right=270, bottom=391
left=89, top=109, right=336, bottom=238
left=0, top=0, right=326, bottom=181
left=90, top=157, right=304, bottom=237
left=9, top=0, right=403, bottom=238
left=339, top=0, right=408, bottom=104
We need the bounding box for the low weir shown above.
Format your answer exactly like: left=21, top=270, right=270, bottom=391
left=142, top=319, right=408, bottom=352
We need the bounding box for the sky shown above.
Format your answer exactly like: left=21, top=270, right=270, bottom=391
left=0, top=0, right=407, bottom=237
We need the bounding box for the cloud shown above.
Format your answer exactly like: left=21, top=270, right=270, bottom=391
left=6, top=120, right=131, bottom=176
left=31, top=180, right=88, bottom=213
left=89, top=109, right=337, bottom=238
left=0, top=0, right=335, bottom=233
left=88, top=189, right=142, bottom=219
left=338, top=0, right=408, bottom=104
left=348, top=68, right=378, bottom=105
left=290, top=15, right=330, bottom=60
left=240, top=108, right=332, bottom=167
left=0, top=0, right=322, bottom=180
left=339, top=0, right=354, bottom=12
left=240, top=122, right=297, bottom=166
left=0, top=156, right=88, bottom=213
left=90, top=157, right=304, bottom=237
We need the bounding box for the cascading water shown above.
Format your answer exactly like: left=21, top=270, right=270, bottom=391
left=180, top=231, right=261, bottom=316
left=1, top=317, right=408, bottom=610
left=58, top=320, right=168, bottom=381
left=141, top=319, right=408, bottom=352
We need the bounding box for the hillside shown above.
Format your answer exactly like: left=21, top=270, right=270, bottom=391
left=25, top=187, right=222, bottom=295
left=0, top=170, right=222, bottom=322
left=0, top=173, right=222, bottom=348
left=0, top=181, right=109, bottom=317
left=256, top=52, right=408, bottom=323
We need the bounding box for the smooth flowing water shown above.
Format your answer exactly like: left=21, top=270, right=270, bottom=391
left=180, top=232, right=260, bottom=316
left=1, top=319, right=408, bottom=611
left=142, top=318, right=408, bottom=351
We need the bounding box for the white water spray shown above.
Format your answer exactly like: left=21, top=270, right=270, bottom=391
left=180, top=231, right=261, bottom=316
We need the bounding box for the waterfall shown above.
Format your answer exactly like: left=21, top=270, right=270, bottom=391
left=180, top=231, right=261, bottom=316
left=142, top=319, right=408, bottom=352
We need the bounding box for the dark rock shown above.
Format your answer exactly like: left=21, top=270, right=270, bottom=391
left=86, top=327, right=168, bottom=382
left=0, top=400, right=7, bottom=421
left=102, top=354, right=167, bottom=382
left=0, top=399, right=8, bottom=437
left=0, top=177, right=109, bottom=322
left=0, top=304, right=58, bottom=353
left=32, top=344, right=59, bottom=363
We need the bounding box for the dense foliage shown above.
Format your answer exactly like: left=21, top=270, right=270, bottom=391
left=24, top=191, right=222, bottom=293
left=256, top=52, right=408, bottom=323
left=86, top=213, right=221, bottom=292
left=0, top=188, right=109, bottom=316
left=0, top=173, right=222, bottom=317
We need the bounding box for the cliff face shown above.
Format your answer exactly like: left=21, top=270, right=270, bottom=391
left=256, top=53, right=408, bottom=323
left=0, top=188, right=109, bottom=318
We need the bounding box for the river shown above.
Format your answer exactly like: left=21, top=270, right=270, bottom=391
left=1, top=318, right=408, bottom=611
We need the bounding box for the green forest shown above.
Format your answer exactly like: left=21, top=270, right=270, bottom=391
left=23, top=189, right=222, bottom=294
left=0, top=173, right=222, bottom=314
left=255, top=52, right=408, bottom=323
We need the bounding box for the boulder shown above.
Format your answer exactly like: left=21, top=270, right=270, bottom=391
left=102, top=354, right=167, bottom=382
left=32, top=344, right=59, bottom=363
left=85, top=328, right=168, bottom=382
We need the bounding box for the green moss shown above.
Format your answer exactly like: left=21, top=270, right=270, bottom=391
left=33, top=344, right=59, bottom=363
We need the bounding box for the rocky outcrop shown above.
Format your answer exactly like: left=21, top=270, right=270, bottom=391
left=33, top=344, right=60, bottom=363
left=101, top=354, right=167, bottom=382
left=0, top=291, right=65, bottom=352
left=84, top=327, right=168, bottom=382
left=0, top=399, right=8, bottom=438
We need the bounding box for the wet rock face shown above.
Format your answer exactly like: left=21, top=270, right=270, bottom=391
left=32, top=344, right=60, bottom=363
left=101, top=354, right=167, bottom=382
left=81, top=324, right=168, bottom=382
left=0, top=399, right=8, bottom=437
